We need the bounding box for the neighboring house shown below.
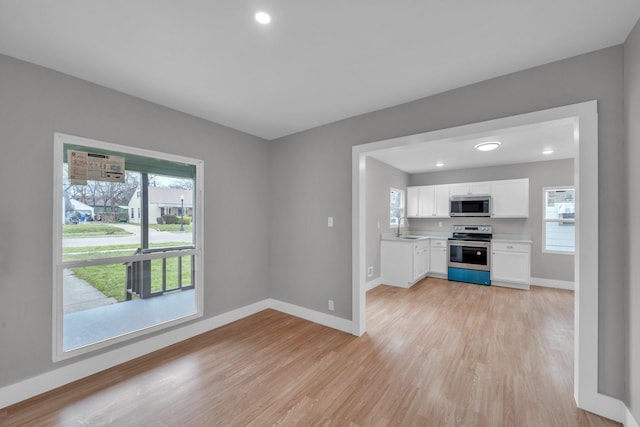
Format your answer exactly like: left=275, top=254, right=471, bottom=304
left=127, top=187, right=193, bottom=224
left=66, top=198, right=95, bottom=223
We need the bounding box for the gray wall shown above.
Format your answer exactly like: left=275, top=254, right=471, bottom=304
left=0, top=37, right=633, bottom=408
left=270, top=46, right=625, bottom=398
left=0, top=54, right=271, bottom=387
left=625, top=18, right=640, bottom=422
left=409, top=159, right=575, bottom=282
left=365, top=157, right=409, bottom=281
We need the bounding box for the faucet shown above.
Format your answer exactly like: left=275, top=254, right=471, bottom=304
left=396, top=216, right=409, bottom=237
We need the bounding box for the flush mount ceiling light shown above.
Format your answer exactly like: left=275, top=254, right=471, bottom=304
left=255, top=11, right=271, bottom=24
left=474, top=141, right=501, bottom=152
left=436, top=162, right=444, bottom=167
left=542, top=148, right=554, bottom=155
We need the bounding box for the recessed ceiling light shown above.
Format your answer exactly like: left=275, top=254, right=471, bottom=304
left=542, top=148, right=554, bottom=155
left=474, top=141, right=501, bottom=152
left=436, top=162, right=444, bottom=167
left=255, top=11, right=271, bottom=24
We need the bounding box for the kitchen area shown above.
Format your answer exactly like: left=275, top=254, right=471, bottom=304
left=365, top=119, right=576, bottom=293
left=380, top=182, right=532, bottom=290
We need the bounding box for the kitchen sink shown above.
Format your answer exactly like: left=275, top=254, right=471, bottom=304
left=399, top=236, right=422, bottom=240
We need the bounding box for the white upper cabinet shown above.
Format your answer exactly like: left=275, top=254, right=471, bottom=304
left=491, top=179, right=529, bottom=218
left=407, top=186, right=421, bottom=217
left=407, top=178, right=529, bottom=218
left=449, top=181, right=491, bottom=196
left=433, top=185, right=450, bottom=217
left=406, top=185, right=449, bottom=218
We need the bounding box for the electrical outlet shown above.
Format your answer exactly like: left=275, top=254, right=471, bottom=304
left=328, top=217, right=333, bottom=227
left=439, top=221, right=443, bottom=227
left=328, top=300, right=334, bottom=311
left=367, top=266, right=374, bottom=277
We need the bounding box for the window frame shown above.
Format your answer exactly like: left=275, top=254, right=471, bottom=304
left=52, top=133, right=204, bottom=362
left=542, top=186, right=575, bottom=255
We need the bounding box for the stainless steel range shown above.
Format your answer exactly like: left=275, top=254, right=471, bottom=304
left=447, top=225, right=492, bottom=286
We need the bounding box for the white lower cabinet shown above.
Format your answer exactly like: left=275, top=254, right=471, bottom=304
left=428, top=238, right=448, bottom=277
left=491, top=241, right=531, bottom=289
left=381, top=240, right=429, bottom=288
left=413, top=243, right=429, bottom=282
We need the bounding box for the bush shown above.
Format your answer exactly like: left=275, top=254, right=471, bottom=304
left=162, top=214, right=178, bottom=224
left=156, top=217, right=164, bottom=224
left=161, top=214, right=191, bottom=225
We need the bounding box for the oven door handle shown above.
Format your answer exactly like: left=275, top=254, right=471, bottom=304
left=447, top=240, right=490, bottom=248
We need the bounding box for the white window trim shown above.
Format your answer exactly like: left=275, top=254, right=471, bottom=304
left=52, top=133, right=204, bottom=362
left=542, top=185, right=575, bottom=255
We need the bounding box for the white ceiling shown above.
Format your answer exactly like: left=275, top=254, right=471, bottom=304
left=0, top=1, right=639, bottom=140
left=367, top=118, right=577, bottom=174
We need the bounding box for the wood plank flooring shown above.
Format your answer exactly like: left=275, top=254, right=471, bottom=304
left=1, top=278, right=620, bottom=426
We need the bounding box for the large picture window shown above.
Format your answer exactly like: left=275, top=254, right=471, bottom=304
left=53, top=133, right=203, bottom=361
left=543, top=187, right=575, bottom=254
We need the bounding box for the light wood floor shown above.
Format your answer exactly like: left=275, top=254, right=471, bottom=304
left=1, top=278, right=620, bottom=426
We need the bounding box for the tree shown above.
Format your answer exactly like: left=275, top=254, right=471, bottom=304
left=65, top=171, right=140, bottom=211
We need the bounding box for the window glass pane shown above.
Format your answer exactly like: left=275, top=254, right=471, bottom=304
left=63, top=263, right=196, bottom=351
left=545, top=221, right=575, bottom=252
left=62, top=168, right=141, bottom=262
left=543, top=187, right=575, bottom=253
left=390, top=209, right=402, bottom=224
left=390, top=189, right=402, bottom=208
left=146, top=175, right=195, bottom=248
left=545, top=189, right=575, bottom=221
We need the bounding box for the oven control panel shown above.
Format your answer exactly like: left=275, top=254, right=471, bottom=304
left=452, top=225, right=492, bottom=234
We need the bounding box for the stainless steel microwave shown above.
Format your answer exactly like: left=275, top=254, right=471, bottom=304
left=449, top=195, right=491, bottom=217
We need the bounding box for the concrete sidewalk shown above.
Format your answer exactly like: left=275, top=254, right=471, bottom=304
left=63, top=269, right=116, bottom=314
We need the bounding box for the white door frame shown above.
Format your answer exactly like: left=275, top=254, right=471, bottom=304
left=352, top=101, right=618, bottom=419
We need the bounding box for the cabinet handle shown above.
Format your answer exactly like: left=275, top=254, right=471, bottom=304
left=507, top=245, right=513, bottom=249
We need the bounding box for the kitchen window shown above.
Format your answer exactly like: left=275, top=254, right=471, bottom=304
left=390, top=187, right=405, bottom=227
left=53, top=133, right=203, bottom=361
left=543, top=187, right=575, bottom=254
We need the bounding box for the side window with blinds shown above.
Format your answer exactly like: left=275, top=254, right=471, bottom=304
left=543, top=187, right=575, bottom=254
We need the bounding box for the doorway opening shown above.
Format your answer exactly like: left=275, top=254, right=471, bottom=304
left=352, top=101, right=599, bottom=413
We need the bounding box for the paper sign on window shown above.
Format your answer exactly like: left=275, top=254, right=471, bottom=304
left=68, top=150, right=125, bottom=184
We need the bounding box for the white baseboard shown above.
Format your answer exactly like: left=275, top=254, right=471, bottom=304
left=531, top=277, right=575, bottom=290
left=0, top=298, right=353, bottom=409
left=578, top=391, right=640, bottom=426
left=267, top=298, right=353, bottom=334
left=625, top=405, right=640, bottom=427
left=366, top=277, right=383, bottom=291
left=492, top=281, right=530, bottom=291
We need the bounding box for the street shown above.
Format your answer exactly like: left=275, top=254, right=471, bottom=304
left=62, top=223, right=193, bottom=247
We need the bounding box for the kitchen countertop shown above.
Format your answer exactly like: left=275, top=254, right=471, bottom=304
left=381, top=232, right=450, bottom=242
left=492, top=234, right=533, bottom=244
left=381, top=232, right=532, bottom=244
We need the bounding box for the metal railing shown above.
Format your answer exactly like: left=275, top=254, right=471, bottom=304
left=125, top=246, right=195, bottom=300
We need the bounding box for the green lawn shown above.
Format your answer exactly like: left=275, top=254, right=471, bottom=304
left=67, top=242, right=193, bottom=302
left=151, top=224, right=193, bottom=232
left=63, top=224, right=132, bottom=237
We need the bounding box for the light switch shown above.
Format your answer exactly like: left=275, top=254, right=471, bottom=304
left=328, top=217, right=334, bottom=227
